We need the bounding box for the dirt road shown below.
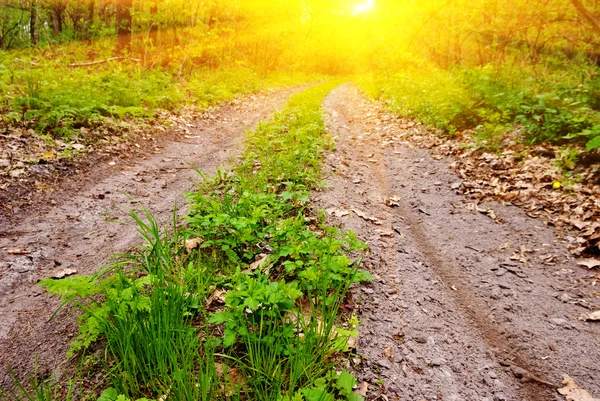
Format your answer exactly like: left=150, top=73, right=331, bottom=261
left=1, top=83, right=599, bottom=400
left=0, top=88, right=298, bottom=386
left=318, top=84, right=600, bottom=401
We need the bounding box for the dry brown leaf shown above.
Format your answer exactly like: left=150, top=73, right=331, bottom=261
left=185, top=238, right=202, bottom=253
left=558, top=375, right=600, bottom=401
left=206, top=289, right=227, bottom=307
left=578, top=310, right=600, bottom=322
left=52, top=268, right=77, bottom=279
left=355, top=382, right=369, bottom=397
left=326, top=207, right=351, bottom=217
left=242, top=254, right=269, bottom=274
left=7, top=248, right=31, bottom=255
left=352, top=208, right=379, bottom=223
left=577, top=259, right=600, bottom=269
left=215, top=363, right=244, bottom=397
left=385, top=196, right=401, bottom=207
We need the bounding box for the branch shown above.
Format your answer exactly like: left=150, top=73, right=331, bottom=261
left=570, top=0, right=600, bottom=34
left=68, top=56, right=141, bottom=67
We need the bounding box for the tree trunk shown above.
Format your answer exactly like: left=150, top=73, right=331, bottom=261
left=569, top=0, right=600, bottom=34
left=85, top=0, right=95, bottom=40
left=29, top=0, right=39, bottom=45
left=116, top=0, right=132, bottom=52
left=149, top=0, right=158, bottom=45
left=51, top=6, right=63, bottom=34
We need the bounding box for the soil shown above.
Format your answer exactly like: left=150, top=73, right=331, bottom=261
left=1, top=83, right=599, bottom=401
left=317, top=84, right=600, bottom=401
left=0, top=87, right=298, bottom=387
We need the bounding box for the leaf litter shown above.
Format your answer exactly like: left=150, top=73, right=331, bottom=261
left=360, top=99, right=600, bottom=258
left=558, top=375, right=600, bottom=401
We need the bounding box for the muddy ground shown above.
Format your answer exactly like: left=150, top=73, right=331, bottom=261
left=317, top=84, right=600, bottom=401
left=0, top=87, right=297, bottom=386
left=1, top=83, right=599, bottom=401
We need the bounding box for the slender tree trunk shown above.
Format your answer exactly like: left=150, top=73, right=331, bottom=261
left=149, top=0, right=158, bottom=45
left=29, top=0, right=39, bottom=45
left=116, top=0, right=132, bottom=52
left=51, top=7, right=63, bottom=34
left=85, top=0, right=94, bottom=40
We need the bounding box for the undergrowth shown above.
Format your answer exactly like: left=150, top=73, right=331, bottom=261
left=4, top=82, right=371, bottom=401
left=0, top=41, right=319, bottom=141
left=358, top=60, right=600, bottom=151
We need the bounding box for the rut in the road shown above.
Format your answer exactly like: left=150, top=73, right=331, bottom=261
left=0, top=87, right=299, bottom=386
left=316, top=84, right=600, bottom=401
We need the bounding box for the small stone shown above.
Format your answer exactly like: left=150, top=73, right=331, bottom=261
left=429, top=358, right=443, bottom=366
left=433, top=181, right=443, bottom=186
left=488, top=370, right=499, bottom=379
left=494, top=393, right=508, bottom=401
left=450, top=182, right=461, bottom=189
left=413, top=336, right=427, bottom=344
left=550, top=318, right=572, bottom=329
left=12, top=257, right=34, bottom=273
left=377, top=359, right=392, bottom=369
left=559, top=293, right=571, bottom=303
left=0, top=159, right=10, bottom=169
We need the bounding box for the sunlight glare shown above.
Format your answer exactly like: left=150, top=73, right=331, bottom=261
left=352, top=0, right=375, bottom=15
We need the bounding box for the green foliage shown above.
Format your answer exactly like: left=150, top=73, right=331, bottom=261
left=36, top=83, right=369, bottom=401
left=359, top=61, right=600, bottom=148
left=0, top=369, right=75, bottom=401
left=0, top=45, right=317, bottom=141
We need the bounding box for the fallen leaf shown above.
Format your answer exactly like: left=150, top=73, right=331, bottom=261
left=242, top=254, right=269, bottom=273
left=7, top=248, right=31, bottom=255
left=558, top=375, right=600, bottom=401
left=185, top=238, right=202, bottom=253
left=52, top=268, right=77, bottom=279
left=577, top=259, right=600, bottom=269
left=385, top=196, right=401, bottom=207
left=352, top=208, right=379, bottom=223
left=355, top=382, right=369, bottom=397
left=578, top=310, right=600, bottom=322
left=326, top=207, right=351, bottom=217
left=206, top=288, right=227, bottom=307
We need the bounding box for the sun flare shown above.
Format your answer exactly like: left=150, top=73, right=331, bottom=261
left=352, top=0, right=375, bottom=15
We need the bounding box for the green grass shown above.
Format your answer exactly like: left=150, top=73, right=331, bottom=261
left=0, top=41, right=320, bottom=141
left=357, top=61, right=600, bottom=150
left=6, top=82, right=371, bottom=401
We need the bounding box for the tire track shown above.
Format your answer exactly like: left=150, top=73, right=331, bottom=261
left=316, top=83, right=600, bottom=401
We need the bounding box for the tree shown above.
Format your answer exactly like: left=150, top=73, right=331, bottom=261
left=569, top=0, right=600, bottom=34
left=115, top=0, right=131, bottom=52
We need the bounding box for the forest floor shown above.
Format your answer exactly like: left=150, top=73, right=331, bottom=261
left=1, top=83, right=599, bottom=401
